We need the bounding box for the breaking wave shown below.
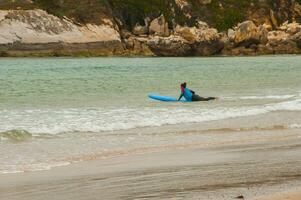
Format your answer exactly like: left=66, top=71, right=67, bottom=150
left=0, top=98, right=300, bottom=135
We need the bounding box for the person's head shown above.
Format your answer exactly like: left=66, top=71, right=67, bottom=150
left=181, top=82, right=187, bottom=88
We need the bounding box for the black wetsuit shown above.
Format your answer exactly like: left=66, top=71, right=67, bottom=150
left=178, top=87, right=216, bottom=102
left=192, top=94, right=216, bottom=101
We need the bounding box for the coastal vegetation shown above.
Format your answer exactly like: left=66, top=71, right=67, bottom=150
left=200, top=0, right=247, bottom=31
left=1, top=0, right=299, bottom=31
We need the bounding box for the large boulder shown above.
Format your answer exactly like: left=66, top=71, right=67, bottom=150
left=174, top=26, right=199, bottom=43
left=146, top=35, right=192, bottom=56
left=124, top=36, right=154, bottom=56
left=233, top=20, right=268, bottom=47
left=278, top=21, right=301, bottom=35
left=174, top=24, right=219, bottom=43
left=174, top=24, right=224, bottom=55
left=149, top=15, right=170, bottom=37
left=266, top=30, right=300, bottom=54
left=267, top=39, right=299, bottom=54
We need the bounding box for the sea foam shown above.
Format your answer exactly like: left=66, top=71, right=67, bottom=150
left=0, top=98, right=300, bottom=135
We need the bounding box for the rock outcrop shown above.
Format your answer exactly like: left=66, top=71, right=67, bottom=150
left=233, top=21, right=263, bottom=46
left=124, top=36, right=154, bottom=56
left=149, top=15, right=170, bottom=37
left=222, top=20, right=301, bottom=55
left=174, top=23, right=224, bottom=55
left=124, top=21, right=224, bottom=57
left=174, top=23, right=218, bottom=43
left=230, top=20, right=268, bottom=49
left=0, top=9, right=124, bottom=56
left=146, top=35, right=191, bottom=56
left=1, top=4, right=301, bottom=57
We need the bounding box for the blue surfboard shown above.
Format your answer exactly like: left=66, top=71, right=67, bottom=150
left=148, top=94, right=189, bottom=102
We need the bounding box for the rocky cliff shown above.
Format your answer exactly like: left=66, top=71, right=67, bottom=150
left=1, top=0, right=301, bottom=56
left=0, top=9, right=124, bottom=56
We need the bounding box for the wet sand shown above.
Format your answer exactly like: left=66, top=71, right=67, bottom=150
left=255, top=188, right=301, bottom=200
left=1, top=128, right=301, bottom=200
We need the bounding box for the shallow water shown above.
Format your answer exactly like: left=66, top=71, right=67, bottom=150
left=0, top=56, right=301, bottom=174
left=1, top=131, right=301, bottom=200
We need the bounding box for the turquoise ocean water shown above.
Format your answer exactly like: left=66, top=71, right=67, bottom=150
left=0, top=56, right=301, bottom=173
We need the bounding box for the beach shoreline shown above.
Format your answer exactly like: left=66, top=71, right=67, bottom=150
left=1, top=56, right=300, bottom=199
left=1, top=127, right=301, bottom=200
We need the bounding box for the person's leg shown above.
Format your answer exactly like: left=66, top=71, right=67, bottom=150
left=192, top=94, right=204, bottom=101
left=192, top=95, right=216, bottom=101
left=204, top=97, right=216, bottom=101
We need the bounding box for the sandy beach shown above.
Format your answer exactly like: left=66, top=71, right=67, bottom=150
left=255, top=188, right=301, bottom=200
left=1, top=126, right=301, bottom=200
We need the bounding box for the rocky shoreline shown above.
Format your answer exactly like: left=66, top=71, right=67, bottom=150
left=1, top=9, right=301, bottom=57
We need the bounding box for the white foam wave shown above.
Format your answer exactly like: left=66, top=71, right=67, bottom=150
left=0, top=99, right=300, bottom=135
left=233, top=95, right=295, bottom=100
left=289, top=124, right=301, bottom=129
left=269, top=98, right=301, bottom=111
left=0, top=161, right=70, bottom=174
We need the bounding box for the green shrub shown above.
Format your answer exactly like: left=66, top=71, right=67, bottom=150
left=33, top=0, right=110, bottom=24
left=0, top=0, right=37, bottom=9
left=204, top=0, right=248, bottom=31
left=109, top=0, right=190, bottom=29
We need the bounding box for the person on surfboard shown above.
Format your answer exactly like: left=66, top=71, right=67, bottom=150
left=178, top=82, right=217, bottom=101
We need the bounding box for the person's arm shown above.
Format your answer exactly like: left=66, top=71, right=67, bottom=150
left=178, top=93, right=184, bottom=101
left=190, top=90, right=195, bottom=94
